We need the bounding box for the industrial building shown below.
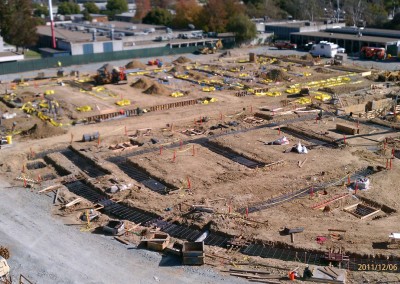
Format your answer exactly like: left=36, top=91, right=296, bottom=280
left=0, top=36, right=24, bottom=63
left=290, top=29, right=400, bottom=55
left=36, top=21, right=231, bottom=56
left=264, top=20, right=346, bottom=40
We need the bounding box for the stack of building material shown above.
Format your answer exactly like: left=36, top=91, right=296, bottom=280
left=145, top=232, right=170, bottom=251
left=182, top=241, right=205, bottom=265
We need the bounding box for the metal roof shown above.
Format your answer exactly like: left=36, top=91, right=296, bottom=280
left=325, top=27, right=400, bottom=38
left=291, top=31, right=399, bottom=44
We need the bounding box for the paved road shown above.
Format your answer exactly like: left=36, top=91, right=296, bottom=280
left=1, top=46, right=399, bottom=82
left=0, top=175, right=247, bottom=284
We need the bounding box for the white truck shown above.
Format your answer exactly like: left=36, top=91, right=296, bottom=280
left=309, top=41, right=340, bottom=58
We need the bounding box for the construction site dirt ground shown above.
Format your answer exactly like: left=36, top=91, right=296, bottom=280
left=1, top=48, right=400, bottom=283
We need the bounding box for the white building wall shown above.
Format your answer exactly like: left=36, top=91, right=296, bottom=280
left=71, top=44, right=83, bottom=55
left=0, top=36, right=3, bottom=52
left=112, top=41, right=123, bottom=51
left=93, top=42, right=104, bottom=53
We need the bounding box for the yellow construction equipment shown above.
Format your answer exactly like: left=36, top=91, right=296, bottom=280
left=198, top=40, right=223, bottom=54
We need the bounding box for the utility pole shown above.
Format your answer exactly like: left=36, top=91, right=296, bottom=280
left=336, top=0, right=340, bottom=23
left=48, top=0, right=56, bottom=48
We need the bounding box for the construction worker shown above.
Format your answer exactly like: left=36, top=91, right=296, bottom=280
left=303, top=266, right=313, bottom=279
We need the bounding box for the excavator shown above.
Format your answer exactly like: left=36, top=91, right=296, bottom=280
left=198, top=40, right=223, bottom=55
left=360, top=46, right=386, bottom=60
left=94, top=64, right=128, bottom=85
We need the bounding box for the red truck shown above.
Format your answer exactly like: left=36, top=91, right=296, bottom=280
left=275, top=41, right=297, bottom=50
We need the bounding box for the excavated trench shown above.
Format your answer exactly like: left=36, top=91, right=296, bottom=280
left=62, top=179, right=400, bottom=272
left=241, top=167, right=375, bottom=214
left=60, top=148, right=109, bottom=178
left=29, top=114, right=400, bottom=272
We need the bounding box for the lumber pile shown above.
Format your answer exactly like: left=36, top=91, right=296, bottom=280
left=228, top=268, right=282, bottom=283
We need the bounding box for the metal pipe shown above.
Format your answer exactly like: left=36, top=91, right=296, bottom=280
left=48, top=0, right=56, bottom=48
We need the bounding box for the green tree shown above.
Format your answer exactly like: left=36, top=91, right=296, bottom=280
left=226, top=13, right=257, bottom=43
left=0, top=0, right=38, bottom=51
left=201, top=0, right=242, bottom=32
left=106, top=0, right=128, bottom=14
left=151, top=0, right=174, bottom=9
left=172, top=0, right=202, bottom=29
left=83, top=2, right=100, bottom=14
left=58, top=2, right=80, bottom=15
left=82, top=10, right=93, bottom=21
left=32, top=3, right=49, bottom=18
left=134, top=0, right=151, bottom=21
left=143, top=7, right=172, bottom=25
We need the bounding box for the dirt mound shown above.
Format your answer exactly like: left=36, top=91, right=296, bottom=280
left=125, top=60, right=146, bottom=69
left=301, top=54, right=314, bottom=61
left=315, top=67, right=332, bottom=74
left=188, top=71, right=206, bottom=80
left=272, top=59, right=282, bottom=65
left=144, top=83, right=169, bottom=95
left=173, top=56, right=191, bottom=64
left=265, top=69, right=287, bottom=81
left=21, top=121, right=67, bottom=139
left=131, top=78, right=152, bottom=89
left=170, top=65, right=186, bottom=73
left=0, top=246, right=10, bottom=259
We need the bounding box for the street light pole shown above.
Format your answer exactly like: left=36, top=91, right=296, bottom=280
left=337, top=0, right=340, bottom=23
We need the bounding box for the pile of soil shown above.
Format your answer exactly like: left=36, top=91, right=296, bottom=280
left=21, top=121, right=67, bottom=139
left=125, top=60, right=146, bottom=69
left=144, top=83, right=169, bottom=95
left=170, top=65, right=186, bottom=73
left=131, top=78, right=152, bottom=89
left=271, top=59, right=282, bottom=65
left=265, top=69, right=287, bottom=81
left=366, top=73, right=379, bottom=81
left=301, top=54, right=314, bottom=61
left=318, top=87, right=335, bottom=94
left=315, top=67, right=332, bottom=74
left=188, top=71, right=206, bottom=80
left=173, top=56, right=191, bottom=64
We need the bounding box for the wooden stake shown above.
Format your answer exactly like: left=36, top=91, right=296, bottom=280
left=187, top=176, right=191, bottom=189
left=172, top=150, right=176, bottom=162
left=192, top=145, right=195, bottom=156
left=159, top=145, right=163, bottom=155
